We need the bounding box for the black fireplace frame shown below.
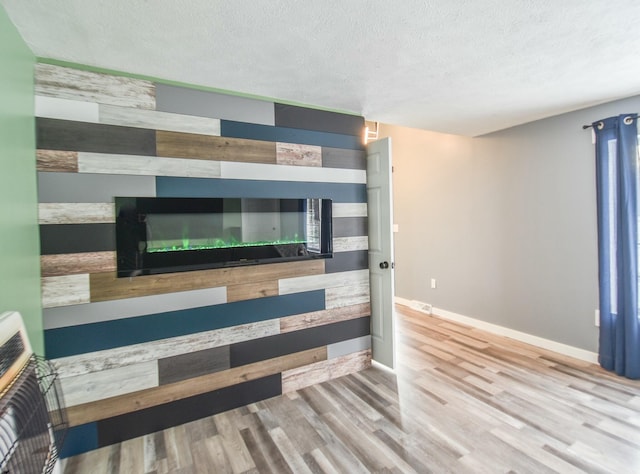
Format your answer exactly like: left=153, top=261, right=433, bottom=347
left=115, top=197, right=333, bottom=277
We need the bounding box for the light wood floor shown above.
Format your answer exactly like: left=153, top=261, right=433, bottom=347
left=63, top=305, right=640, bottom=473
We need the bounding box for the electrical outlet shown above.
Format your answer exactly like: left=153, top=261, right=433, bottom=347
left=430, top=278, right=437, bottom=289
left=595, top=309, right=600, bottom=327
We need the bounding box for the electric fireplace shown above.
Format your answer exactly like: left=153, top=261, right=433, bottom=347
left=116, top=197, right=333, bottom=277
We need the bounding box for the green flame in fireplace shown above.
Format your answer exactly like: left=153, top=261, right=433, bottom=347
left=146, top=235, right=305, bottom=253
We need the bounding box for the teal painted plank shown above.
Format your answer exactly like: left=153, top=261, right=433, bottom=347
left=44, top=290, right=325, bottom=358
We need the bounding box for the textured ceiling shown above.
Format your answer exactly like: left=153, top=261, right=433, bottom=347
left=3, top=0, right=640, bottom=136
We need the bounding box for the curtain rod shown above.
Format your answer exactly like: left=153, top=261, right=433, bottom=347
left=582, top=114, right=639, bottom=130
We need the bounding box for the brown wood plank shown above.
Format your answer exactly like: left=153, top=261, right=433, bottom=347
left=66, top=346, right=327, bottom=426
left=280, top=303, right=371, bottom=333
left=41, top=251, right=116, bottom=277
left=227, top=281, right=279, bottom=303
left=90, top=259, right=324, bottom=302
left=36, top=149, right=78, bottom=172
left=156, top=130, right=276, bottom=164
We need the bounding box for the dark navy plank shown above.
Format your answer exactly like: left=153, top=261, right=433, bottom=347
left=221, top=120, right=364, bottom=150
left=44, top=290, right=325, bottom=359
left=156, top=177, right=367, bottom=203
left=39, top=223, right=115, bottom=255
left=59, top=423, right=98, bottom=459
left=325, top=250, right=368, bottom=273
left=36, top=118, right=156, bottom=156
left=97, top=374, right=282, bottom=447
left=277, top=125, right=364, bottom=150
left=158, top=345, right=230, bottom=385
left=230, top=316, right=371, bottom=366
left=333, top=217, right=368, bottom=237
left=275, top=104, right=364, bottom=137
left=322, top=146, right=367, bottom=170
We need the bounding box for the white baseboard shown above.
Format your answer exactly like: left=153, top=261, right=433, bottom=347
left=394, top=297, right=598, bottom=364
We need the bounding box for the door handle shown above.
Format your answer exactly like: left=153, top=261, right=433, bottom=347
left=379, top=261, right=389, bottom=269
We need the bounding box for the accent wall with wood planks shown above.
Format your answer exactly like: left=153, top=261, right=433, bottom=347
left=33, top=63, right=372, bottom=458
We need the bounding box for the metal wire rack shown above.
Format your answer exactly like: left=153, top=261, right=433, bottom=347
left=0, top=354, right=67, bottom=474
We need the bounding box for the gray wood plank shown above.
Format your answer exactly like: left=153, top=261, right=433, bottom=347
left=37, top=172, right=156, bottom=203
left=156, top=84, right=274, bottom=125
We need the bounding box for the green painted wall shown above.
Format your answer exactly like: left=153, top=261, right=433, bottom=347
left=0, top=6, right=43, bottom=354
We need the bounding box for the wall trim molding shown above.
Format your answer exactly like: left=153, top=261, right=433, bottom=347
left=394, top=297, right=599, bottom=364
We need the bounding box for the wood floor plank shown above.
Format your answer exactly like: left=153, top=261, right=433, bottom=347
left=63, top=304, right=640, bottom=473
left=214, top=411, right=256, bottom=473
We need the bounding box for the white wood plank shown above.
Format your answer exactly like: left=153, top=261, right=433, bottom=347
left=326, top=283, right=371, bottom=309
left=42, top=274, right=90, bottom=308
left=279, top=269, right=368, bottom=295
left=332, top=203, right=368, bottom=218
left=38, top=203, right=115, bottom=224
left=35, top=95, right=99, bottom=122
left=99, top=104, right=221, bottom=136
left=60, top=361, right=158, bottom=407
left=44, top=286, right=227, bottom=329
left=35, top=63, right=155, bottom=109
left=276, top=142, right=321, bottom=167
left=333, top=236, right=369, bottom=253
left=221, top=161, right=366, bottom=184
left=52, top=319, right=280, bottom=378
left=78, top=152, right=222, bottom=178
left=281, top=349, right=371, bottom=393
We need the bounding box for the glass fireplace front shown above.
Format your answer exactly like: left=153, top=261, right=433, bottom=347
left=115, top=197, right=332, bottom=277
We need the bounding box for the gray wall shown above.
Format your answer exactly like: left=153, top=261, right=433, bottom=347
left=380, top=95, right=640, bottom=352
